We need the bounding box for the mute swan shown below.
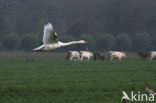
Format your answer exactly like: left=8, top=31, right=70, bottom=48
left=33, top=23, right=87, bottom=51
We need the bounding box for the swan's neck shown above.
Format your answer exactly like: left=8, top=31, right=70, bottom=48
left=60, top=41, right=83, bottom=46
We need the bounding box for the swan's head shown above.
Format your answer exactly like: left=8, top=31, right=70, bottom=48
left=80, top=40, right=88, bottom=44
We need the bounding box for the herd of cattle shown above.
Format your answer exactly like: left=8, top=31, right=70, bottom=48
left=66, top=51, right=156, bottom=61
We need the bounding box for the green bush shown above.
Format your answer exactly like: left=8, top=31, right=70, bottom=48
left=133, top=32, right=151, bottom=51
left=2, top=34, right=21, bottom=50
left=79, top=34, right=96, bottom=50
left=60, top=35, right=74, bottom=42
left=0, top=41, right=4, bottom=51
left=115, top=33, right=132, bottom=50
left=96, top=34, right=115, bottom=51
left=22, top=33, right=39, bottom=51
left=151, top=35, right=156, bottom=50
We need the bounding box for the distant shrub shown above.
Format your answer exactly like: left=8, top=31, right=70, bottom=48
left=0, top=41, right=4, bottom=51
left=60, top=34, right=74, bottom=42
left=79, top=34, right=96, bottom=50
left=96, top=34, right=115, bottom=51
left=151, top=35, right=156, bottom=50
left=2, top=34, right=21, bottom=50
left=115, top=33, right=132, bottom=50
left=133, top=32, right=151, bottom=51
left=22, top=33, right=39, bottom=51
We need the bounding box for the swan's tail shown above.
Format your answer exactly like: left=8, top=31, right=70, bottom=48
left=33, top=45, right=45, bottom=51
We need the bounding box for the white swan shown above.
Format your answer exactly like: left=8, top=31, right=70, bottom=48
left=33, top=23, right=87, bottom=51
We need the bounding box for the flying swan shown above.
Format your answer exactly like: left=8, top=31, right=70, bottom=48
left=33, top=23, right=87, bottom=51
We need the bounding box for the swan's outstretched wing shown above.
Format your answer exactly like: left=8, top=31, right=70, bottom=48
left=43, top=23, right=58, bottom=44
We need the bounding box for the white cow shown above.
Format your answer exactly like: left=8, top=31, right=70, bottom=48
left=150, top=51, right=156, bottom=60
left=109, top=51, right=126, bottom=61
left=80, top=51, right=93, bottom=61
left=67, top=51, right=80, bottom=61
left=108, top=51, right=117, bottom=56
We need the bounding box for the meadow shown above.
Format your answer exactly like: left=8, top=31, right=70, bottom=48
left=0, top=52, right=156, bottom=103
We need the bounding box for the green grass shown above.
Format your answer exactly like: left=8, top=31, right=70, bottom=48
left=0, top=55, right=156, bottom=103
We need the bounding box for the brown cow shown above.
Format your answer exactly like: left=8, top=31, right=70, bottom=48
left=137, top=52, right=148, bottom=59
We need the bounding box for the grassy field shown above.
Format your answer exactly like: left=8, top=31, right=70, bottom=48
left=0, top=52, right=156, bottom=103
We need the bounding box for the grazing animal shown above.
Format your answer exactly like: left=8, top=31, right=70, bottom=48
left=67, top=51, right=80, bottom=61
left=33, top=23, right=87, bottom=51
left=93, top=53, right=105, bottom=61
left=150, top=51, right=156, bottom=60
left=109, top=51, right=126, bottom=61
left=66, top=52, right=71, bottom=60
left=137, top=52, right=148, bottom=59
left=145, top=81, right=156, bottom=95
left=80, top=51, right=93, bottom=61
left=108, top=51, right=116, bottom=55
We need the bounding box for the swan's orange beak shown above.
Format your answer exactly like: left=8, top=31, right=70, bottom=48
left=84, top=41, right=88, bottom=43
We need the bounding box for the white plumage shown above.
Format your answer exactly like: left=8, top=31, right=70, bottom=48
left=33, top=23, right=87, bottom=51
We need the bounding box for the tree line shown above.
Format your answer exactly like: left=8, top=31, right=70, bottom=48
left=1, top=32, right=155, bottom=52
left=0, top=0, right=156, bottom=51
